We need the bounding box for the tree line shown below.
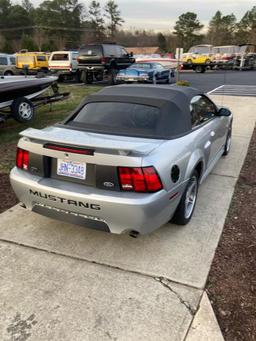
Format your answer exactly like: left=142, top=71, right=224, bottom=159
left=0, top=0, right=255, bottom=53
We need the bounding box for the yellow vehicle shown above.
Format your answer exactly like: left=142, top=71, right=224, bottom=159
left=182, top=44, right=213, bottom=65
left=16, top=50, right=49, bottom=72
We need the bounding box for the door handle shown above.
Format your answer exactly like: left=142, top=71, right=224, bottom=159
left=210, top=131, right=215, bottom=137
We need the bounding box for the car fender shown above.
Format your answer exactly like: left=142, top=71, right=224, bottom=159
left=184, top=149, right=205, bottom=182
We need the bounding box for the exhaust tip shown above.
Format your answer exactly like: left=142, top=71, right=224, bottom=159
left=129, top=230, right=140, bottom=238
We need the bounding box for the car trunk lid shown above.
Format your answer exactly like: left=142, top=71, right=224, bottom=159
left=19, top=127, right=164, bottom=191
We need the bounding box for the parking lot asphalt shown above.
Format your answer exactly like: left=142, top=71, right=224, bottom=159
left=0, top=95, right=255, bottom=340
left=179, top=70, right=256, bottom=93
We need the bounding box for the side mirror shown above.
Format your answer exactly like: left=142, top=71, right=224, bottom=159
left=218, top=107, right=232, bottom=117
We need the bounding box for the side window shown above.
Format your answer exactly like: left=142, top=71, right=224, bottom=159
left=0, top=57, right=8, bottom=65
left=104, top=45, right=116, bottom=56
left=37, top=55, right=46, bottom=61
left=190, top=95, right=216, bottom=127
left=114, top=46, right=123, bottom=57
left=10, top=57, right=16, bottom=65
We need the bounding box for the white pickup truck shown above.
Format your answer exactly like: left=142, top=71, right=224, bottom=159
left=48, top=51, right=80, bottom=82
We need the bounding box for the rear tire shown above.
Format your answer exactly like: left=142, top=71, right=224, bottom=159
left=108, top=69, right=117, bottom=85
left=194, top=65, right=206, bottom=73
left=171, top=170, right=199, bottom=225
left=11, top=97, right=34, bottom=123
left=85, top=73, right=93, bottom=84
left=4, top=71, right=13, bottom=76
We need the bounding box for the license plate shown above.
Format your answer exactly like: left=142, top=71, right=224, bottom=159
left=57, top=159, right=86, bottom=180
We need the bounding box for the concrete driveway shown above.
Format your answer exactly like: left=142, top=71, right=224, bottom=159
left=0, top=95, right=255, bottom=341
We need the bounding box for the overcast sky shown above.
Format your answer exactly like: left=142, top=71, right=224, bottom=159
left=29, top=0, right=255, bottom=31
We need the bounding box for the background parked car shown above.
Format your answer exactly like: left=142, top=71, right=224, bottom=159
left=116, top=62, right=174, bottom=84
left=212, top=45, right=239, bottom=64
left=182, top=44, right=214, bottom=65
left=48, top=51, right=80, bottom=82
left=16, top=50, right=49, bottom=74
left=77, top=43, right=135, bottom=85
left=0, top=53, right=18, bottom=76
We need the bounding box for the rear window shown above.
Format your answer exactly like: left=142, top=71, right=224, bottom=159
left=51, top=53, right=69, bottom=61
left=67, top=102, right=161, bottom=138
left=79, top=45, right=102, bottom=56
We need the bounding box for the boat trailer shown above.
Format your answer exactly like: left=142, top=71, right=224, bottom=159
left=0, top=82, right=70, bottom=124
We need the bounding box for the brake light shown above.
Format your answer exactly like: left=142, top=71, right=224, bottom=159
left=101, top=57, right=108, bottom=64
left=44, top=144, right=94, bottom=155
left=16, top=148, right=29, bottom=170
left=118, top=166, right=163, bottom=193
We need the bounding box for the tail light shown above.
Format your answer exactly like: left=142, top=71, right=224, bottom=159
left=16, top=148, right=29, bottom=170
left=118, top=166, right=163, bottom=193
left=101, top=57, right=108, bottom=64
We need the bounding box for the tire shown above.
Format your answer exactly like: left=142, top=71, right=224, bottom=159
left=194, top=65, right=206, bottom=73
left=85, top=73, right=93, bottom=84
left=11, top=97, right=34, bottom=123
left=108, top=69, right=117, bottom=85
left=223, top=124, right=232, bottom=156
left=58, top=74, right=64, bottom=82
left=171, top=170, right=199, bottom=225
left=4, top=71, right=13, bottom=76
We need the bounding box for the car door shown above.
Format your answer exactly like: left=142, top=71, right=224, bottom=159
left=190, top=95, right=226, bottom=168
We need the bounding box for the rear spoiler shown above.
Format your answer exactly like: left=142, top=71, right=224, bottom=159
left=20, top=127, right=163, bottom=156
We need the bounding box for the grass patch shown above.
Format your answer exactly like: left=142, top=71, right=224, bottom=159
left=0, top=84, right=102, bottom=172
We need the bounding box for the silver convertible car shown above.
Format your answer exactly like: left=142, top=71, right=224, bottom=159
left=10, top=85, right=232, bottom=237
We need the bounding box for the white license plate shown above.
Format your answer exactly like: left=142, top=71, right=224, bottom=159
left=57, top=159, right=86, bottom=180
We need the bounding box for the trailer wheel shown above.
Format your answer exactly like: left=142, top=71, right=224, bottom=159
left=194, top=65, right=206, bottom=73
left=11, top=97, right=34, bottom=123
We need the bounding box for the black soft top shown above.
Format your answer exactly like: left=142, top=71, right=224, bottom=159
left=64, top=85, right=202, bottom=139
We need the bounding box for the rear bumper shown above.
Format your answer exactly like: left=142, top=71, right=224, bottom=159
left=78, top=65, right=104, bottom=71
left=49, top=69, right=75, bottom=75
left=10, top=167, right=182, bottom=235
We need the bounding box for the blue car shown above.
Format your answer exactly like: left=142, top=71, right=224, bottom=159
left=116, top=62, right=174, bottom=84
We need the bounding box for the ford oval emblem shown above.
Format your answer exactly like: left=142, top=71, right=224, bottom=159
left=103, top=182, right=114, bottom=188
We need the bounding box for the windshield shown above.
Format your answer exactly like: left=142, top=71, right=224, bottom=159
left=67, top=102, right=162, bottom=138
left=188, top=46, right=211, bottom=54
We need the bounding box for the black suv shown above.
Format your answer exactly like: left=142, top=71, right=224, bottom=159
left=77, top=43, right=135, bottom=84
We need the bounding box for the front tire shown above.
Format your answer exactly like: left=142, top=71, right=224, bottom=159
left=172, top=170, right=199, bottom=225
left=11, top=97, right=34, bottom=123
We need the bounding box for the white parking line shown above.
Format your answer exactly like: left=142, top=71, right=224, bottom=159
left=208, top=84, right=256, bottom=97
left=207, top=85, right=224, bottom=95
